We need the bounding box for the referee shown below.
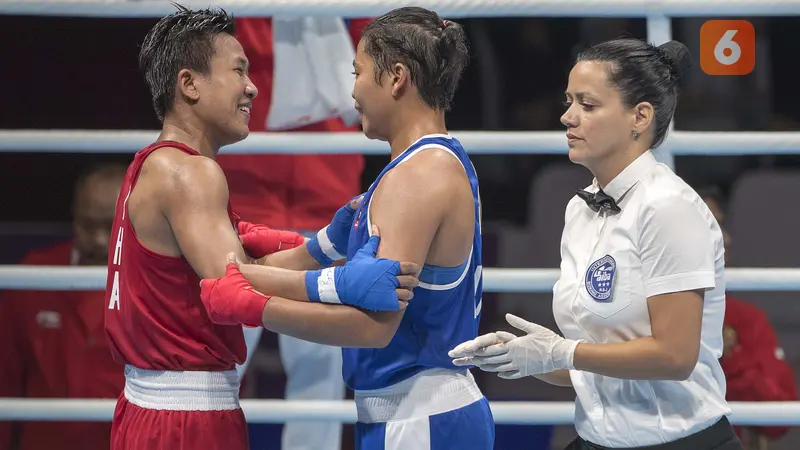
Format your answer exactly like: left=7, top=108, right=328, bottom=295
left=450, top=38, right=743, bottom=450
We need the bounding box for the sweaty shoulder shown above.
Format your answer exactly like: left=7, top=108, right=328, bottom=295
left=370, top=146, right=473, bottom=266
left=373, top=147, right=467, bottom=226
left=142, top=147, right=230, bottom=205
left=385, top=146, right=468, bottom=194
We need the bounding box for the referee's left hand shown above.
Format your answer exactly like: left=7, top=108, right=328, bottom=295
left=450, top=313, right=581, bottom=379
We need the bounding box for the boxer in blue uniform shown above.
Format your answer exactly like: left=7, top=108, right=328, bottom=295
left=345, top=7, right=494, bottom=450
left=201, top=6, right=494, bottom=449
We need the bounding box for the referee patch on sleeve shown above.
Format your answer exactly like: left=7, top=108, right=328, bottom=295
left=585, top=255, right=616, bottom=302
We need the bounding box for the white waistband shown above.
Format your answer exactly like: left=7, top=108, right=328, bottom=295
left=123, top=365, right=240, bottom=411
left=354, top=368, right=484, bottom=423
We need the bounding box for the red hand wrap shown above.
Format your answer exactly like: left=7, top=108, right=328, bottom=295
left=236, top=221, right=260, bottom=235
left=237, top=221, right=306, bottom=259
left=200, top=263, right=270, bottom=327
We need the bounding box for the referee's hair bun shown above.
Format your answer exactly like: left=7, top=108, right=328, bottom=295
left=657, top=40, right=692, bottom=82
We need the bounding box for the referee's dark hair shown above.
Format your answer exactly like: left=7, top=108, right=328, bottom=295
left=577, top=38, right=692, bottom=149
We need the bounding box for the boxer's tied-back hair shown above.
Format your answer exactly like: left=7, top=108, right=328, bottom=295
left=139, top=4, right=236, bottom=122
left=361, top=7, right=470, bottom=112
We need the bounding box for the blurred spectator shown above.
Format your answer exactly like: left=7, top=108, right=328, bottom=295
left=0, top=163, right=127, bottom=450
left=700, top=186, right=798, bottom=450
left=215, top=17, right=372, bottom=450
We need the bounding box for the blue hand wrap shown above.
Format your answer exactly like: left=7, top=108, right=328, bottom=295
left=304, top=234, right=402, bottom=311
left=306, top=196, right=360, bottom=267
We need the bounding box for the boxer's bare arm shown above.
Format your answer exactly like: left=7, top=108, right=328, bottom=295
left=259, top=298, right=402, bottom=348
left=158, top=154, right=248, bottom=279
left=258, top=196, right=363, bottom=270
left=253, top=226, right=420, bottom=347
left=372, top=148, right=474, bottom=269
left=265, top=150, right=457, bottom=344
left=364, top=149, right=473, bottom=331
left=252, top=199, right=365, bottom=271
left=159, top=153, right=313, bottom=300
left=257, top=243, right=321, bottom=271
left=237, top=151, right=457, bottom=347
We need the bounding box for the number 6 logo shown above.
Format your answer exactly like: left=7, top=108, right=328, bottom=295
left=701, top=20, right=755, bottom=76
left=714, top=30, right=741, bottom=66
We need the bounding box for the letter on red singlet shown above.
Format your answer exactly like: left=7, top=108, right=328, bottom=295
left=108, top=226, right=124, bottom=310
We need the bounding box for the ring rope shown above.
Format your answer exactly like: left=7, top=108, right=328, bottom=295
left=1, top=266, right=798, bottom=292
left=2, top=130, right=800, bottom=155
left=2, top=398, right=800, bottom=426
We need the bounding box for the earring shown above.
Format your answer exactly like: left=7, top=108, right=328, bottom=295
left=632, top=129, right=639, bottom=140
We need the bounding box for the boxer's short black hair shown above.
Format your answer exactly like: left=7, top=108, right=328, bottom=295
left=139, top=3, right=236, bottom=122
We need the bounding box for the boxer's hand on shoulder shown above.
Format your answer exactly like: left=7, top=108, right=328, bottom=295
left=237, top=221, right=306, bottom=259
left=305, top=225, right=420, bottom=311
left=199, top=253, right=269, bottom=327
left=306, top=195, right=364, bottom=267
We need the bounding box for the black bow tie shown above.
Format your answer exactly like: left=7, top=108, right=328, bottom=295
left=576, top=188, right=621, bottom=213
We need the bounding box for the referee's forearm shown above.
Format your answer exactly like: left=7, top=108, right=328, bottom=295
left=534, top=370, right=573, bottom=387
left=572, top=337, right=695, bottom=381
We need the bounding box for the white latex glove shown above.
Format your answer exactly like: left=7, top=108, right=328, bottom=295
left=449, top=313, right=581, bottom=379
left=449, top=330, right=518, bottom=361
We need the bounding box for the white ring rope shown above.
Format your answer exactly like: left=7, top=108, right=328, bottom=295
left=0, top=266, right=798, bottom=292
left=2, top=398, right=800, bottom=426
left=1, top=0, right=799, bottom=18
left=2, top=130, right=800, bottom=155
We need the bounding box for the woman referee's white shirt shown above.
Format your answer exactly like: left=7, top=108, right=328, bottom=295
left=553, top=150, right=731, bottom=448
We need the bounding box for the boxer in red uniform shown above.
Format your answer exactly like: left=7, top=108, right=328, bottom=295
left=105, top=6, right=418, bottom=450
